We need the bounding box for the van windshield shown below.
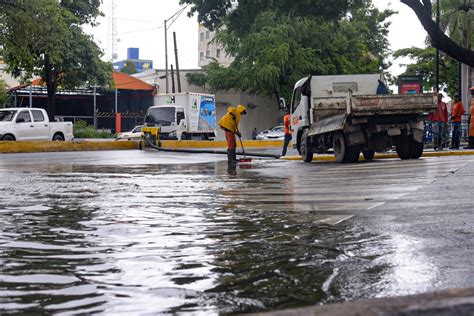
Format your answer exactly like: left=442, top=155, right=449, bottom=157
left=146, top=107, right=175, bottom=126
left=0, top=110, right=17, bottom=122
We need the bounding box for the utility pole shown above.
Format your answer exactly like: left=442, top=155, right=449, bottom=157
left=173, top=32, right=182, bottom=93
left=164, top=19, right=169, bottom=94
left=171, top=64, right=176, bottom=93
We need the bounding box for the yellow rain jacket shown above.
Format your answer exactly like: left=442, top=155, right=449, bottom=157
left=219, top=105, right=247, bottom=133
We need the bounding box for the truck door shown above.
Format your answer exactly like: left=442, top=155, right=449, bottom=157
left=14, top=110, right=35, bottom=140
left=176, top=107, right=186, bottom=138
left=291, top=85, right=308, bottom=138
left=31, top=109, right=50, bottom=140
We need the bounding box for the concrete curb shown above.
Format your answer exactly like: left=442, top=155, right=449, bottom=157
left=0, top=139, right=284, bottom=154
left=253, top=288, right=474, bottom=316
left=281, top=150, right=474, bottom=161
left=0, top=140, right=137, bottom=154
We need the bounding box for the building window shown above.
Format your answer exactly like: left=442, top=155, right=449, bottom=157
left=206, top=50, right=211, bottom=58
left=216, top=49, right=221, bottom=58
left=200, top=32, right=204, bottom=41
left=205, top=31, right=210, bottom=39
left=200, top=52, right=204, bottom=61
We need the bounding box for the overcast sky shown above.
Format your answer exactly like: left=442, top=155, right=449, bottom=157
left=86, top=0, right=428, bottom=76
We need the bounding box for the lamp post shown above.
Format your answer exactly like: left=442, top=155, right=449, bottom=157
left=435, top=0, right=440, bottom=92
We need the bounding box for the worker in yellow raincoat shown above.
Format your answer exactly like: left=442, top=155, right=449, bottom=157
left=218, top=105, right=247, bottom=164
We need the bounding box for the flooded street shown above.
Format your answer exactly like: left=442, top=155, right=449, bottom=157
left=1, top=151, right=473, bottom=314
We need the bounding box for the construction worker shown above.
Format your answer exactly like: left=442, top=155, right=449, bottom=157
left=219, top=104, right=247, bottom=164
left=281, top=110, right=292, bottom=156
left=450, top=94, right=465, bottom=150
left=465, top=87, right=474, bottom=149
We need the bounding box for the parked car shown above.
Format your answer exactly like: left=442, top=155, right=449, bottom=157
left=256, top=126, right=285, bottom=140
left=0, top=108, right=73, bottom=141
left=116, top=125, right=143, bottom=140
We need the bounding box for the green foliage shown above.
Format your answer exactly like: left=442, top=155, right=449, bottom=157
left=73, top=120, right=115, bottom=139
left=394, top=46, right=458, bottom=97
left=180, top=0, right=364, bottom=32
left=185, top=72, right=207, bottom=87
left=191, top=1, right=392, bottom=103
left=120, top=60, right=138, bottom=75
left=439, top=0, right=473, bottom=49
left=0, top=0, right=113, bottom=117
left=0, top=79, right=7, bottom=107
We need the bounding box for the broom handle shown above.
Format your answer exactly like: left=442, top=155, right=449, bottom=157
left=238, top=135, right=246, bottom=157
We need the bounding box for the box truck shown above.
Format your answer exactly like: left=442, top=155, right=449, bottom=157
left=145, top=93, right=216, bottom=140
left=282, top=74, right=437, bottom=163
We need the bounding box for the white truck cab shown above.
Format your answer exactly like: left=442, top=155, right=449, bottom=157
left=145, top=93, right=216, bottom=140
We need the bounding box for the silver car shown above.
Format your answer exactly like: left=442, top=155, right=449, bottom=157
left=256, top=126, right=285, bottom=140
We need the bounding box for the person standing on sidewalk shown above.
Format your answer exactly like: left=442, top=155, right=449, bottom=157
left=431, top=93, right=448, bottom=150
left=450, top=94, right=465, bottom=149
left=281, top=110, right=293, bottom=156
left=218, top=105, right=247, bottom=164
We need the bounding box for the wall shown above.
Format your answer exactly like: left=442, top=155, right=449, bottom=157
left=133, top=69, right=282, bottom=140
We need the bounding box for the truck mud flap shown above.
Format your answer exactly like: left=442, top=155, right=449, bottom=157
left=308, top=113, right=347, bottom=137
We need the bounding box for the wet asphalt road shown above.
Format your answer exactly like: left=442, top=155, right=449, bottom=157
left=0, top=150, right=473, bottom=314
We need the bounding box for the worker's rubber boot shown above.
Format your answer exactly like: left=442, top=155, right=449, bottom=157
left=227, top=149, right=238, bottom=165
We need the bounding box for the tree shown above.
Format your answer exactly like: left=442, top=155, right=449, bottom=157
left=394, top=46, right=458, bottom=96
left=0, top=0, right=113, bottom=118
left=400, top=0, right=474, bottom=66
left=0, top=79, right=8, bottom=107
left=120, top=60, right=138, bottom=75
left=183, top=1, right=393, bottom=104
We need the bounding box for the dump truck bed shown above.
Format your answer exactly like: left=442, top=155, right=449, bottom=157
left=312, top=93, right=437, bottom=121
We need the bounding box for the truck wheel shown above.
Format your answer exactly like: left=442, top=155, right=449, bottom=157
left=333, top=132, right=360, bottom=163
left=52, top=133, right=65, bottom=141
left=409, top=139, right=424, bottom=159
left=180, top=133, right=188, bottom=140
left=2, top=134, right=15, bottom=141
left=363, top=149, right=375, bottom=161
left=300, top=129, right=313, bottom=162
left=395, top=135, right=411, bottom=160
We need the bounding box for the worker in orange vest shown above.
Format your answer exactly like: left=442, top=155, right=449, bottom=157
left=450, top=94, right=465, bottom=149
left=218, top=105, right=247, bottom=164
left=465, top=87, right=474, bottom=149
left=281, top=110, right=293, bottom=156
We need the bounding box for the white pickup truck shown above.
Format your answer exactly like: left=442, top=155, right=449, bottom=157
left=0, top=108, right=73, bottom=141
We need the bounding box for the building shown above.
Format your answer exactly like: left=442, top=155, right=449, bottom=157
left=198, top=0, right=238, bottom=68
left=133, top=68, right=280, bottom=140
left=113, top=48, right=153, bottom=74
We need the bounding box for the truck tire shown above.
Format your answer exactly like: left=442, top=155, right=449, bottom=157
left=363, top=149, right=375, bottom=161
left=52, top=133, right=65, bottom=141
left=300, top=129, right=313, bottom=163
left=409, top=139, right=424, bottom=159
left=395, top=135, right=411, bottom=160
left=333, top=132, right=360, bottom=163
left=180, top=133, right=188, bottom=140
left=2, top=134, right=15, bottom=141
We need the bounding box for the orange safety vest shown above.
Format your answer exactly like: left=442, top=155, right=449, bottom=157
left=283, top=114, right=291, bottom=135
left=451, top=102, right=465, bottom=123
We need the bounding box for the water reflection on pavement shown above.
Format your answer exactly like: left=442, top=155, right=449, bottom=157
left=0, top=151, right=469, bottom=314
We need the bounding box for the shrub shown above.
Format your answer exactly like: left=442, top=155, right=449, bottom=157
left=73, top=120, right=116, bottom=138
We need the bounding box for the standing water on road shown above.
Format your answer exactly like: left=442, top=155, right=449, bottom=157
left=0, top=151, right=468, bottom=314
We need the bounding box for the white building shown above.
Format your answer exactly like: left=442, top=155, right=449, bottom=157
left=198, top=0, right=238, bottom=68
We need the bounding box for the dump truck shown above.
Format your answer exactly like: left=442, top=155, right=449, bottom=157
left=283, top=74, right=437, bottom=163
left=145, top=92, right=216, bottom=140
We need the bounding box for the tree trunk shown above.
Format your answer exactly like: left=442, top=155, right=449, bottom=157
left=44, top=56, right=58, bottom=119
left=401, top=0, right=474, bottom=67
